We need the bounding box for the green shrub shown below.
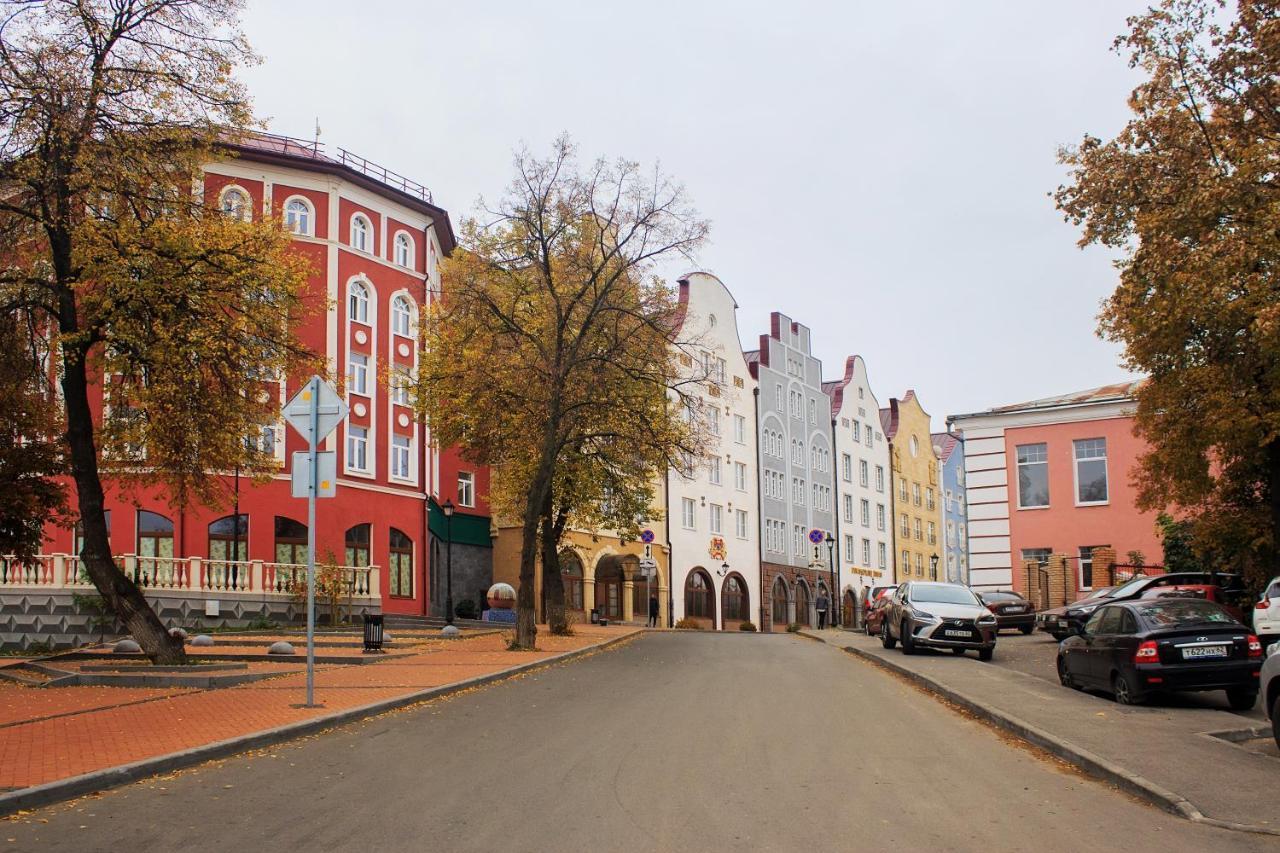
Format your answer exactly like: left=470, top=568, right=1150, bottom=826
left=674, top=616, right=704, bottom=630
left=454, top=599, right=479, bottom=620
left=786, top=623, right=801, bottom=633
left=738, top=621, right=757, bottom=632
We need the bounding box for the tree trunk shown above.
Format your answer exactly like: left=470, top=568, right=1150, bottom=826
left=540, top=492, right=567, bottom=635
left=514, top=465, right=552, bottom=650
left=1267, top=439, right=1280, bottom=589
left=60, top=345, right=186, bottom=664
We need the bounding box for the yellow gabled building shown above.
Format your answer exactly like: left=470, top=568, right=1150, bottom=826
left=881, top=391, right=945, bottom=582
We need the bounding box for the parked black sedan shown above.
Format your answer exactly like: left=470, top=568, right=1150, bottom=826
left=978, top=590, right=1036, bottom=634
left=1056, top=599, right=1264, bottom=708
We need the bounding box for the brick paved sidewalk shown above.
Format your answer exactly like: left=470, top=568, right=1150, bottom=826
left=0, top=625, right=638, bottom=792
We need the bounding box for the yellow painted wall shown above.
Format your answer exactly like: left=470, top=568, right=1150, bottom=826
left=888, top=393, right=946, bottom=582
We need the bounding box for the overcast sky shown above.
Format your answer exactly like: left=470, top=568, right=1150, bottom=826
left=239, top=0, right=1147, bottom=425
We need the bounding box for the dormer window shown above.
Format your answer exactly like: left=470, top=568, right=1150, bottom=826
left=351, top=214, right=371, bottom=252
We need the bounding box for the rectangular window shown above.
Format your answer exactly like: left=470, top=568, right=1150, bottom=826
left=1074, top=438, right=1109, bottom=504
left=901, top=513, right=910, bottom=537
left=348, top=352, right=369, bottom=396
left=900, top=478, right=908, bottom=501
left=1017, top=443, right=1050, bottom=508
left=347, top=425, right=368, bottom=471
left=390, top=368, right=410, bottom=406
left=843, top=494, right=854, bottom=523
left=457, top=471, right=475, bottom=506
left=916, top=553, right=924, bottom=575
left=708, top=407, right=720, bottom=436
left=876, top=503, right=886, bottom=531
left=844, top=534, right=855, bottom=563
left=914, top=518, right=922, bottom=541
left=902, top=549, right=910, bottom=575
left=926, top=487, right=935, bottom=511
left=875, top=465, right=885, bottom=492
left=1079, top=545, right=1106, bottom=590
left=709, top=456, right=722, bottom=485
left=734, top=461, right=747, bottom=491
left=682, top=497, right=696, bottom=530
left=927, top=521, right=936, bottom=546
left=392, top=434, right=412, bottom=480
left=734, top=414, right=746, bottom=443
left=715, top=357, right=726, bottom=383
left=808, top=398, right=816, bottom=424
left=865, top=426, right=873, bottom=448
left=860, top=499, right=870, bottom=527
left=912, top=482, right=921, bottom=506
left=859, top=459, right=869, bottom=487
left=862, top=538, right=871, bottom=565
left=852, top=421, right=861, bottom=442
left=878, top=542, right=887, bottom=569
left=793, top=525, right=804, bottom=556
left=1022, top=547, right=1051, bottom=567
left=736, top=509, right=748, bottom=539
left=776, top=384, right=783, bottom=409
left=710, top=503, right=723, bottom=534
left=842, top=453, right=852, bottom=482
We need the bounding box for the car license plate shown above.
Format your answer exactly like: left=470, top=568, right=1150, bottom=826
left=944, top=629, right=970, bottom=638
left=1005, top=606, right=1025, bottom=613
left=1182, top=645, right=1228, bottom=660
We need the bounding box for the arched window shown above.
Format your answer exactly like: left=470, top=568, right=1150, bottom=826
left=723, top=574, right=749, bottom=622
left=595, top=556, right=624, bottom=620
left=392, top=294, right=413, bottom=337
left=348, top=280, right=370, bottom=324
left=220, top=186, right=249, bottom=221
left=558, top=550, right=584, bottom=611
left=684, top=568, right=714, bottom=621
left=345, top=523, right=371, bottom=567
left=208, top=514, right=249, bottom=563
left=274, top=516, right=308, bottom=564
left=351, top=214, right=371, bottom=252
left=389, top=528, right=413, bottom=597
left=771, top=577, right=789, bottom=627
left=137, top=511, right=174, bottom=558
left=285, top=198, right=312, bottom=235
left=394, top=232, right=413, bottom=268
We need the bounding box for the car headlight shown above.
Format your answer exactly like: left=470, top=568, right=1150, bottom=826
left=908, top=608, right=940, bottom=623
left=1066, top=604, right=1098, bottom=617
left=977, top=611, right=997, bottom=625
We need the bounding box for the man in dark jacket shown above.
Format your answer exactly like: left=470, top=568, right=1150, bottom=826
left=816, top=591, right=829, bottom=629
left=648, top=594, right=659, bottom=628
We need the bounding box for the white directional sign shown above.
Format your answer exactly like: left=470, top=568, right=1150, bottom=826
left=283, top=377, right=347, bottom=446
left=290, top=451, right=336, bottom=498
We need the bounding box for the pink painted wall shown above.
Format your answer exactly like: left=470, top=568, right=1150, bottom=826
left=1005, top=415, right=1164, bottom=595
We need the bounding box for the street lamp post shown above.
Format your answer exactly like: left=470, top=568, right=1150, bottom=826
left=825, top=532, right=836, bottom=629
left=442, top=500, right=456, bottom=635
left=716, top=561, right=729, bottom=631
left=930, top=552, right=939, bottom=582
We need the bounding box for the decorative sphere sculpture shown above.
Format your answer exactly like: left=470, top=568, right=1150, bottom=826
left=441, top=624, right=461, bottom=638
left=267, top=641, right=296, bottom=655
left=487, top=582, right=517, bottom=610
left=168, top=627, right=189, bottom=640
left=190, top=634, right=215, bottom=647
left=112, top=639, right=142, bottom=654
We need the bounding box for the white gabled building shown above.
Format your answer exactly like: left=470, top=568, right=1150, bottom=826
left=666, top=272, right=761, bottom=630
left=824, top=356, right=893, bottom=619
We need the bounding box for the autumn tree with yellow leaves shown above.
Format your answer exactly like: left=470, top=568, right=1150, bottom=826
left=1056, top=0, right=1280, bottom=585
left=416, top=137, right=710, bottom=648
left=0, top=1, right=313, bottom=663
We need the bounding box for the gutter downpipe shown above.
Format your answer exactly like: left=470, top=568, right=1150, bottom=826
left=753, top=386, right=766, bottom=631
left=829, top=415, right=842, bottom=628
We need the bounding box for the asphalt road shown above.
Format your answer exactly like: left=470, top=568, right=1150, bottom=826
left=5, top=633, right=1276, bottom=853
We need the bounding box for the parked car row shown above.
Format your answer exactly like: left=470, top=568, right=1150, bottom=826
left=1037, top=572, right=1249, bottom=641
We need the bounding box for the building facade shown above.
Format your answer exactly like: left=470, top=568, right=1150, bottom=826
left=880, top=392, right=944, bottom=583
left=9, top=133, right=491, bottom=648
left=932, top=432, right=968, bottom=584
left=666, top=273, right=760, bottom=630
left=947, top=381, right=1162, bottom=596
left=749, top=313, right=836, bottom=631
left=824, top=355, right=892, bottom=622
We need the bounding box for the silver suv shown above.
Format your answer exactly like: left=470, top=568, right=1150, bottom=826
left=880, top=581, right=998, bottom=661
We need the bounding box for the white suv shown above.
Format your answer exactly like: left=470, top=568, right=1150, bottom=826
left=1254, top=575, right=1280, bottom=648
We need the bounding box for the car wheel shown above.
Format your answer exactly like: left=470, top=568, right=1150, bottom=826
left=1020, top=626, right=1034, bottom=635
left=951, top=648, right=966, bottom=656
left=978, top=647, right=994, bottom=662
left=1057, top=656, right=1073, bottom=688
left=880, top=619, right=896, bottom=649
left=1112, top=671, right=1142, bottom=705
left=1226, top=687, right=1258, bottom=711
left=900, top=621, right=916, bottom=655
left=1272, top=692, right=1280, bottom=753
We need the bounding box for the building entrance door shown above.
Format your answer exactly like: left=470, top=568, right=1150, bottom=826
left=594, top=556, right=625, bottom=620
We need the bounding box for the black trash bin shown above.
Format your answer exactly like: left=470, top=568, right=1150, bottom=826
left=590, top=608, right=600, bottom=625
left=362, top=613, right=385, bottom=653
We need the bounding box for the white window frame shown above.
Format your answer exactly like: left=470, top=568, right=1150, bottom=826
left=391, top=434, right=413, bottom=481
left=391, top=294, right=414, bottom=338
left=394, top=231, right=414, bottom=268
left=346, top=424, right=369, bottom=473
left=843, top=494, right=854, bottom=524
left=218, top=185, right=250, bottom=221
left=1016, top=442, right=1051, bottom=509
left=875, top=465, right=885, bottom=492
left=349, top=280, right=371, bottom=325
left=735, top=509, right=749, bottom=539
left=457, top=471, right=475, bottom=507
left=861, top=499, right=870, bottom=528
left=348, top=352, right=369, bottom=396
left=283, top=196, right=313, bottom=235
left=734, top=461, right=747, bottom=492
left=859, top=459, right=869, bottom=488
left=682, top=497, right=696, bottom=530
left=709, top=456, right=722, bottom=485
left=351, top=213, right=372, bottom=253
left=1073, top=438, right=1110, bottom=506
left=709, top=503, right=723, bottom=534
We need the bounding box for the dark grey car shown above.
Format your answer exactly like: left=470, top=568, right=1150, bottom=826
left=880, top=581, right=998, bottom=661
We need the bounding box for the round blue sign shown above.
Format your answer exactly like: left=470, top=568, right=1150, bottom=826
left=641, top=529, right=655, bottom=544
left=808, top=529, right=825, bottom=545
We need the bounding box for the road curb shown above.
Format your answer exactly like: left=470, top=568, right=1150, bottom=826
left=836, top=642, right=1280, bottom=838
left=0, top=630, right=639, bottom=818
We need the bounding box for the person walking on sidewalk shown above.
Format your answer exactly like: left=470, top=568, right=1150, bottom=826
left=648, top=594, right=659, bottom=628
left=816, top=591, right=829, bottom=630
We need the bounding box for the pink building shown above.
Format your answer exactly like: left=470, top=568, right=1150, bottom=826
left=948, top=382, right=1163, bottom=595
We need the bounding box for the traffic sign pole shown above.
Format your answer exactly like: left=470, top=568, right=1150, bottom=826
left=306, top=375, right=319, bottom=707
